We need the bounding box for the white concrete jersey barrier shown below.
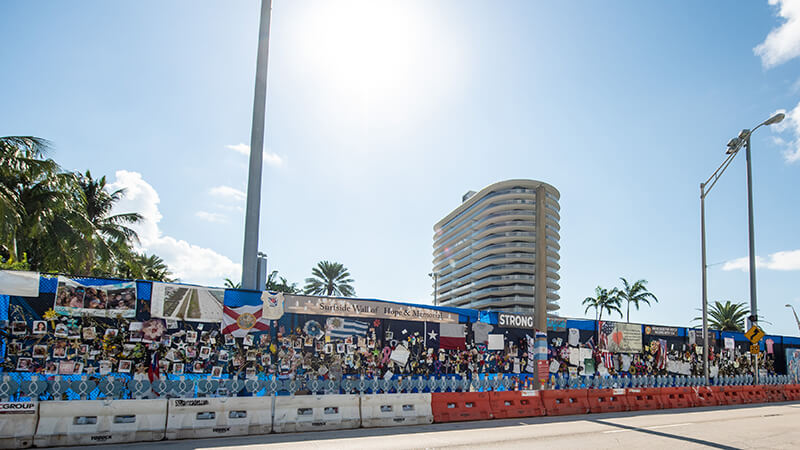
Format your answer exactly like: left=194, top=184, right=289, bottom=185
left=360, top=393, right=433, bottom=428
left=0, top=401, right=38, bottom=448
left=273, top=394, right=360, bottom=433
left=34, top=399, right=166, bottom=447
left=166, top=397, right=273, bottom=440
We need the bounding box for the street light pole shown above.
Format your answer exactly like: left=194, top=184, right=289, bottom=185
left=726, top=112, right=784, bottom=384
left=700, top=152, right=738, bottom=384
left=700, top=182, right=710, bottom=383
left=744, top=133, right=758, bottom=333
left=428, top=272, right=439, bottom=306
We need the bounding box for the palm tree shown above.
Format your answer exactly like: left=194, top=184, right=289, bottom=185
left=138, top=253, right=173, bottom=281
left=303, top=261, right=355, bottom=297
left=583, top=286, right=622, bottom=322
left=618, top=277, right=658, bottom=322
left=116, top=250, right=173, bottom=282
left=265, top=270, right=299, bottom=293
left=694, top=301, right=749, bottom=331
left=224, top=278, right=241, bottom=289
left=75, top=171, right=142, bottom=275
left=0, top=136, right=71, bottom=266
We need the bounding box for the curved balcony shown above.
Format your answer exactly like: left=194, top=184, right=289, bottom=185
left=438, top=253, right=536, bottom=285
left=437, top=263, right=535, bottom=293
left=434, top=207, right=536, bottom=252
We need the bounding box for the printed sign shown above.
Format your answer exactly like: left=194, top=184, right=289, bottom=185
left=0, top=402, right=36, bottom=414
left=745, top=325, right=765, bottom=344
left=284, top=295, right=459, bottom=323
left=496, top=313, right=566, bottom=331
left=498, top=313, right=535, bottom=329
left=644, top=325, right=679, bottom=337
left=55, top=276, right=136, bottom=318
left=598, top=321, right=642, bottom=353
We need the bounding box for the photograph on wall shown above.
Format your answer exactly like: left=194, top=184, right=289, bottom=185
left=598, top=321, right=642, bottom=353
left=150, top=282, right=224, bottom=322
left=787, top=348, right=800, bottom=383
left=32, top=320, right=47, bottom=334
left=54, top=276, right=136, bottom=318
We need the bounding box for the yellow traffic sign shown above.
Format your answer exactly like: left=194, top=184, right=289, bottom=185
left=745, top=325, right=765, bottom=344
left=750, top=343, right=760, bottom=355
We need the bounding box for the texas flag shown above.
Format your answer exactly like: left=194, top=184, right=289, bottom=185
left=439, top=323, right=467, bottom=350
left=222, top=290, right=270, bottom=338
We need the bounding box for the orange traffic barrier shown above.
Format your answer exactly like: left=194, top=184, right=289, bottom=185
left=763, top=385, right=786, bottom=403
left=586, top=388, right=628, bottom=414
left=717, top=386, right=744, bottom=405
left=431, top=392, right=493, bottom=423
left=693, top=386, right=719, bottom=407
left=741, top=385, right=767, bottom=404
left=783, top=384, right=800, bottom=401
left=488, top=391, right=545, bottom=419
left=660, top=387, right=695, bottom=409
left=540, top=389, right=589, bottom=416
left=626, top=388, right=662, bottom=411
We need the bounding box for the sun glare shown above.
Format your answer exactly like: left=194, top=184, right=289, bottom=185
left=289, top=0, right=466, bottom=129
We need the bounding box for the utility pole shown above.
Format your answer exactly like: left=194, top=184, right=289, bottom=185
left=241, top=0, right=273, bottom=290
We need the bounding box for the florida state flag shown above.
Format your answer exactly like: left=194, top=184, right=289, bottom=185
left=222, top=290, right=270, bottom=337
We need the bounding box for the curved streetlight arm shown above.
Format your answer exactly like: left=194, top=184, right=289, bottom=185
left=786, top=304, right=800, bottom=334
left=701, top=151, right=739, bottom=199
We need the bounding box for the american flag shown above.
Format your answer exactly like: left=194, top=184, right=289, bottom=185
left=599, top=321, right=614, bottom=350
left=585, top=336, right=595, bottom=350
left=657, top=339, right=667, bottom=370
left=602, top=351, right=613, bottom=369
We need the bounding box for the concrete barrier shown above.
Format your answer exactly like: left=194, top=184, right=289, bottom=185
left=431, top=392, right=493, bottom=423
left=166, top=397, right=273, bottom=440
left=273, top=394, right=360, bottom=433
left=0, top=401, right=37, bottom=448
left=34, top=399, right=166, bottom=447
left=360, top=393, right=433, bottom=428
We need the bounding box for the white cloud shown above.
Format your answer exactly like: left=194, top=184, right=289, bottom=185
left=225, top=143, right=285, bottom=167
left=769, top=102, right=800, bottom=163
left=108, top=170, right=240, bottom=286
left=263, top=152, right=285, bottom=167
left=225, top=143, right=250, bottom=155
left=722, top=249, right=800, bottom=272
left=195, top=211, right=227, bottom=223
left=754, top=0, right=800, bottom=68
left=210, top=185, right=246, bottom=203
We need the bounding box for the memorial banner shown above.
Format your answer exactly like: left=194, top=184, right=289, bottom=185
left=150, top=282, right=224, bottom=323
left=644, top=325, right=679, bottom=337
left=283, top=295, right=459, bottom=323
left=687, top=329, right=717, bottom=348
left=548, top=317, right=567, bottom=332
left=54, top=276, right=136, bottom=318
left=598, top=321, right=642, bottom=353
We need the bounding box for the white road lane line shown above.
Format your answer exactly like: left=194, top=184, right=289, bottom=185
left=647, top=423, right=691, bottom=429
left=602, top=422, right=691, bottom=434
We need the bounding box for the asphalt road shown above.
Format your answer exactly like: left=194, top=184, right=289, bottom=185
left=195, top=289, right=222, bottom=321
left=64, top=402, right=800, bottom=450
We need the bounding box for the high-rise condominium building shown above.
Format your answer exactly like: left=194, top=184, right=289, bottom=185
left=431, top=179, right=560, bottom=314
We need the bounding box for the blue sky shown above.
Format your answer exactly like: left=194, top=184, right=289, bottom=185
left=2, top=1, right=800, bottom=335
